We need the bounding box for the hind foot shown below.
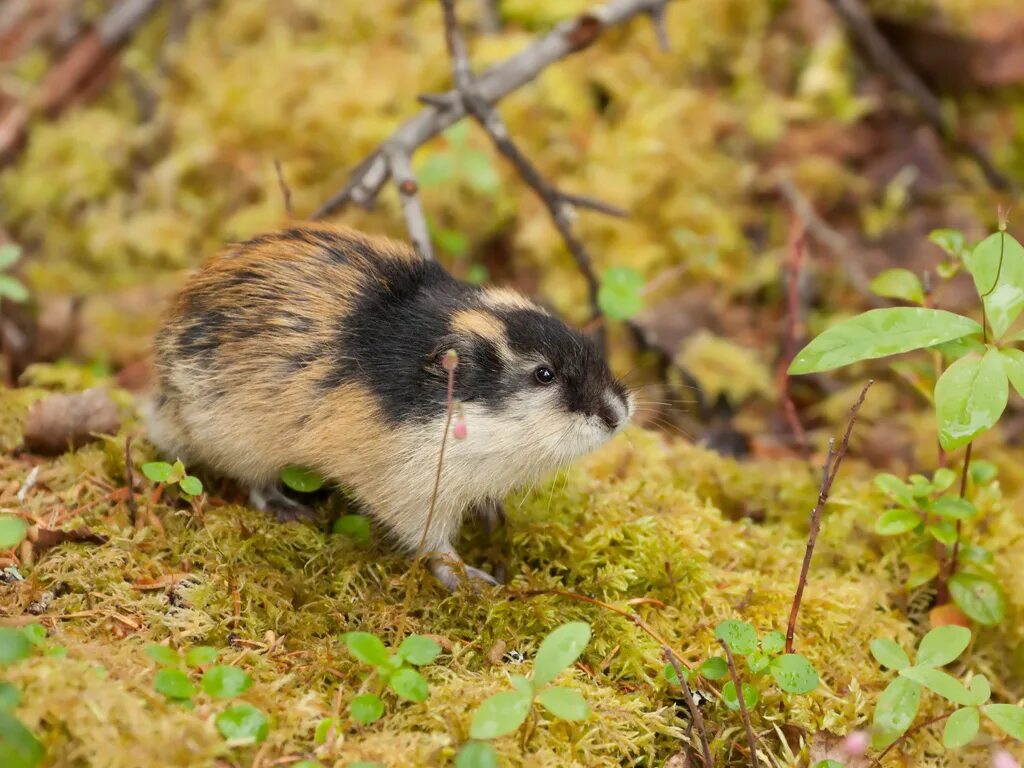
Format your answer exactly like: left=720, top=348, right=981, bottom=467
left=428, top=545, right=502, bottom=592
left=249, top=484, right=317, bottom=523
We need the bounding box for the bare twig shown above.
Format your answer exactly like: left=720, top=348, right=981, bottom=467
left=663, top=648, right=713, bottom=768
left=870, top=712, right=952, bottom=767
left=273, top=159, right=294, bottom=219
left=719, top=638, right=759, bottom=768
left=124, top=435, right=137, bottom=526
left=785, top=379, right=873, bottom=654
left=417, top=351, right=458, bottom=559
left=382, top=142, right=434, bottom=260
left=823, top=0, right=1015, bottom=193
left=941, top=440, right=972, bottom=599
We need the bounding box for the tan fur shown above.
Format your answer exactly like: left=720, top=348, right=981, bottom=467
left=481, top=287, right=540, bottom=312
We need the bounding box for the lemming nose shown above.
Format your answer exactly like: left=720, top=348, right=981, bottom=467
left=597, top=401, right=618, bottom=430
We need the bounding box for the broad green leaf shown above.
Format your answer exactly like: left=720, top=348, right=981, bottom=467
left=943, top=706, right=980, bottom=748
left=145, top=644, right=180, bottom=668
left=964, top=231, right=1024, bottom=338
left=966, top=676, right=991, bottom=706
left=170, top=460, right=186, bottom=483
left=455, top=742, right=498, bottom=768
left=536, top=687, right=589, bottom=720
left=875, top=509, right=920, bottom=536
left=314, top=716, right=338, bottom=744
left=20, top=626, right=42, bottom=648
left=0, top=276, right=28, bottom=303
left=142, top=462, right=174, bottom=483
left=926, top=522, right=957, bottom=546
left=0, top=682, right=20, bottom=711
left=916, top=625, right=970, bottom=667
left=510, top=675, right=533, bottom=696
left=215, top=703, right=269, bottom=743
left=936, top=335, right=986, bottom=361
left=934, top=350, right=1008, bottom=451
left=906, top=559, right=939, bottom=590
left=154, top=668, right=195, bottom=700
left=469, top=689, right=532, bottom=739
left=663, top=662, right=688, bottom=685
left=0, top=517, right=27, bottom=550
left=788, top=308, right=982, bottom=374
left=332, top=515, right=371, bottom=543
left=722, top=681, right=759, bottom=711
left=872, top=677, right=921, bottom=746
left=769, top=654, right=819, bottom=694
left=714, top=620, right=758, bottom=656
left=950, top=572, right=1007, bottom=626
left=931, top=467, right=957, bottom=492
left=930, top=229, right=966, bottom=258
left=184, top=646, right=218, bottom=668
left=597, top=266, right=644, bottom=321
left=389, top=667, right=429, bottom=702
left=760, top=631, right=785, bottom=656
left=870, top=639, right=910, bottom=671
left=0, top=245, right=21, bottom=270
left=983, top=703, right=1024, bottom=740
left=279, top=465, right=324, bottom=493
left=960, top=544, right=993, bottom=565
left=350, top=693, right=384, bottom=724
left=0, top=629, right=31, bottom=666
left=899, top=667, right=973, bottom=705
left=201, top=665, right=252, bottom=698
left=178, top=475, right=203, bottom=496
left=999, top=348, right=1024, bottom=397
left=461, top=150, right=501, bottom=195
left=699, top=656, right=728, bottom=680
left=870, top=268, right=924, bottom=305
left=343, top=632, right=390, bottom=667
left=874, top=473, right=915, bottom=508
left=930, top=497, right=977, bottom=521
left=908, top=474, right=932, bottom=497
left=0, top=710, right=44, bottom=768
left=969, top=460, right=998, bottom=485
left=397, top=635, right=441, bottom=666
left=746, top=652, right=769, bottom=674
left=533, top=622, right=590, bottom=686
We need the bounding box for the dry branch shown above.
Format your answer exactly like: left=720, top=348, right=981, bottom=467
left=719, top=638, right=760, bottom=768
left=663, top=648, right=713, bottom=768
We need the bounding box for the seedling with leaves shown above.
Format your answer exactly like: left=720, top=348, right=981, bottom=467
left=0, top=623, right=63, bottom=768
left=145, top=644, right=268, bottom=745
left=0, top=244, right=28, bottom=304
left=341, top=632, right=441, bottom=726
left=870, top=626, right=1024, bottom=750
left=456, top=622, right=592, bottom=768
left=142, top=459, right=204, bottom=499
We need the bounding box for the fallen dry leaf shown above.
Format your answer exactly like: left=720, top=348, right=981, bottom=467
left=23, top=387, right=120, bottom=454
left=32, top=526, right=107, bottom=556
left=929, top=602, right=971, bottom=629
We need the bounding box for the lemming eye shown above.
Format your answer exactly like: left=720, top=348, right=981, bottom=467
left=534, top=366, right=555, bottom=385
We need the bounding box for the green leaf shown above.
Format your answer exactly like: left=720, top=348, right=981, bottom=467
left=350, top=693, right=384, bottom=725
left=926, top=521, right=957, bottom=546
left=950, top=571, right=1007, bottom=625
left=936, top=335, right=986, bottom=361
left=870, top=638, right=910, bottom=671
left=0, top=682, right=20, bottom=712
left=870, top=268, right=925, bottom=305
left=184, top=646, right=218, bottom=668
left=0, top=245, right=21, bottom=270
left=788, top=308, right=982, bottom=374
left=916, top=625, right=971, bottom=667
left=0, top=710, right=45, bottom=768
left=964, top=231, right=1024, bottom=338
left=201, top=665, right=252, bottom=698
left=291, top=762, right=323, bottom=768
left=663, top=662, right=682, bottom=685
left=814, top=762, right=844, bottom=768
left=417, top=152, right=458, bottom=187
left=397, top=635, right=441, bottom=666
left=145, top=644, right=180, bottom=668
left=746, top=652, right=770, bottom=674
left=215, top=703, right=269, bottom=744
left=930, top=497, right=977, bottom=521
left=714, top=620, right=758, bottom=656
left=461, top=150, right=501, bottom=195
left=389, top=667, right=429, bottom=702
left=899, top=667, right=974, bottom=705
left=931, top=468, right=957, bottom=492
left=760, top=631, right=785, bottom=656
left=0, top=629, right=31, bottom=666
left=455, top=742, right=498, bottom=768
left=966, top=675, right=991, bottom=706
left=343, top=632, right=390, bottom=667
left=930, top=229, right=966, bottom=258
left=533, top=622, right=590, bottom=686
left=699, top=657, right=729, bottom=680
left=280, top=465, right=324, bottom=493
left=332, top=514, right=371, bottom=543
left=769, top=654, right=819, bottom=694
left=178, top=475, right=203, bottom=497
left=597, top=266, right=645, bottom=321
left=0, top=276, right=28, bottom=303
left=906, top=559, right=940, bottom=590
left=469, top=689, right=532, bottom=739
left=999, top=348, right=1024, bottom=398
left=20, top=626, right=44, bottom=647
left=872, top=676, right=921, bottom=746
left=536, top=687, right=589, bottom=720
left=153, top=668, right=195, bottom=700
left=873, top=473, right=915, bottom=508
left=0, top=517, right=27, bottom=550
left=875, top=509, right=921, bottom=536
left=935, top=350, right=1008, bottom=451
left=142, top=462, right=174, bottom=483
left=969, top=460, right=998, bottom=485
left=722, top=681, right=759, bottom=711
left=908, top=474, right=932, bottom=497
left=943, top=706, right=980, bottom=748
left=509, top=675, right=532, bottom=696
left=314, top=716, right=338, bottom=744
left=982, top=703, right=1024, bottom=739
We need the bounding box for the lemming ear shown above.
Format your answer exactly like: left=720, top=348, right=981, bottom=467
left=425, top=333, right=471, bottom=374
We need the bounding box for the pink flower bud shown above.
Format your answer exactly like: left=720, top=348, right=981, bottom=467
left=994, top=750, right=1021, bottom=768
left=841, top=730, right=868, bottom=756
left=997, top=204, right=1009, bottom=232
left=453, top=420, right=467, bottom=440
left=443, top=349, right=459, bottom=372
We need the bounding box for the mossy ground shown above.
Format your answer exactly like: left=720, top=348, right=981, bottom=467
left=0, top=380, right=1022, bottom=767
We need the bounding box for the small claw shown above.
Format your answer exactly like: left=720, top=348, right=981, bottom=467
left=430, top=557, right=502, bottom=592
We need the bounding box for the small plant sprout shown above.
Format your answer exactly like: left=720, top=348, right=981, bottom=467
left=457, top=622, right=592, bottom=766
left=341, top=632, right=441, bottom=725
left=597, top=266, right=645, bottom=321
left=0, top=244, right=29, bottom=304
left=870, top=625, right=1024, bottom=751
left=0, top=624, right=52, bottom=767
left=142, top=459, right=204, bottom=499
left=280, top=465, right=325, bottom=493
left=0, top=516, right=28, bottom=551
